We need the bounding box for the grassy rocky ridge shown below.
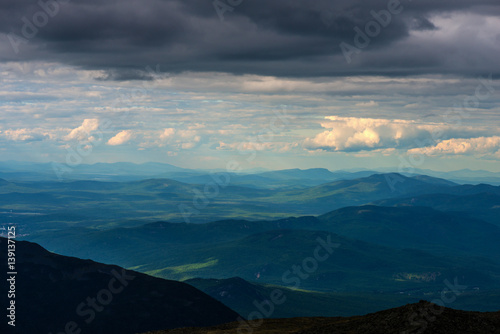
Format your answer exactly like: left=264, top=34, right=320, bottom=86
left=143, top=300, right=500, bottom=334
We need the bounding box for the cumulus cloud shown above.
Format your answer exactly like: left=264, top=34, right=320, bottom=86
left=160, top=128, right=176, bottom=139
left=3, top=128, right=49, bottom=141
left=65, top=119, right=99, bottom=141
left=304, top=116, right=409, bottom=151
left=107, top=130, right=133, bottom=146
left=408, top=136, right=500, bottom=157
left=302, top=116, right=485, bottom=152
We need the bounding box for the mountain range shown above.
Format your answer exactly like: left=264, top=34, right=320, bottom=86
left=2, top=171, right=499, bottom=229
left=2, top=163, right=500, bottom=333
left=1, top=160, right=500, bottom=185
left=23, top=205, right=500, bottom=301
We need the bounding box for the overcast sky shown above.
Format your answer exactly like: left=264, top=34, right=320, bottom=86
left=0, top=0, right=499, bottom=172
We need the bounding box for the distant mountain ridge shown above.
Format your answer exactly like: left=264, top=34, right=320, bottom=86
left=3, top=171, right=488, bottom=226
left=2, top=160, right=500, bottom=185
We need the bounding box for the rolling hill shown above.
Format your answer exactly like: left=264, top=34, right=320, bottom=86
left=24, top=225, right=500, bottom=294
left=318, top=205, right=500, bottom=260
left=1, top=172, right=483, bottom=229
left=372, top=192, right=500, bottom=226
left=24, top=203, right=500, bottom=270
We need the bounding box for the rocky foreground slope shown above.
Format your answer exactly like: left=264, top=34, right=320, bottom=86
left=143, top=300, right=500, bottom=334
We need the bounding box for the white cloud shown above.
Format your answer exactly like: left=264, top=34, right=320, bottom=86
left=177, top=130, right=200, bottom=140
left=160, top=128, right=175, bottom=139
left=157, top=128, right=202, bottom=150
left=0, top=61, right=498, bottom=170
left=107, top=130, right=133, bottom=146
left=304, top=116, right=417, bottom=152
left=3, top=128, right=49, bottom=141
left=181, top=142, right=197, bottom=149
left=408, top=136, right=500, bottom=157
left=65, top=119, right=99, bottom=141
left=301, top=116, right=492, bottom=153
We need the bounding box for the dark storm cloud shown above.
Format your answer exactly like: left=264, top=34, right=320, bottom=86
left=0, top=0, right=499, bottom=78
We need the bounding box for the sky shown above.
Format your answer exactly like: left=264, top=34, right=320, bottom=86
left=0, top=0, right=499, bottom=172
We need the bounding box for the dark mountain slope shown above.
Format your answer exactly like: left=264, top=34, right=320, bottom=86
left=0, top=237, right=239, bottom=334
